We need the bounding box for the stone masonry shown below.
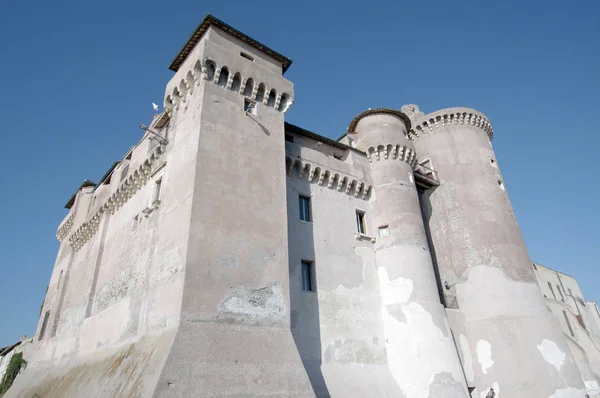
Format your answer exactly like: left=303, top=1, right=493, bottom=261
left=5, top=14, right=598, bottom=398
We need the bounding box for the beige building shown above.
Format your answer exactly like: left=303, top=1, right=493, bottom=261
left=533, top=262, right=600, bottom=397
left=4, top=13, right=598, bottom=398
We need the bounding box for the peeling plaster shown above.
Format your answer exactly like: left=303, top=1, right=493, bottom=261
left=378, top=267, right=413, bottom=305
left=218, top=283, right=286, bottom=320
left=459, top=334, right=474, bottom=382
left=537, top=339, right=566, bottom=372
left=479, top=381, right=499, bottom=398
left=477, top=340, right=494, bottom=374
left=584, top=380, right=599, bottom=396
left=380, top=298, right=465, bottom=398
left=546, top=387, right=588, bottom=398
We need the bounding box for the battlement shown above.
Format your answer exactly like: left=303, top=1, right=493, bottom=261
left=408, top=107, right=494, bottom=140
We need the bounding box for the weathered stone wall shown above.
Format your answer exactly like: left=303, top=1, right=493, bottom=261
left=411, top=107, right=586, bottom=397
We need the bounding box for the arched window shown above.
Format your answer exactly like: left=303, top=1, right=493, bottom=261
left=266, top=89, right=276, bottom=107
left=217, top=67, right=229, bottom=87
left=278, top=93, right=290, bottom=112
left=255, top=83, right=266, bottom=103
left=205, top=60, right=216, bottom=82
left=231, top=73, right=242, bottom=92
left=39, top=310, right=50, bottom=340
left=243, top=78, right=254, bottom=97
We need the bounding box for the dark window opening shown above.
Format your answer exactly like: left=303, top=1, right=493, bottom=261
left=333, top=153, right=342, bottom=160
left=266, top=90, right=276, bottom=107
left=231, top=73, right=242, bottom=92
left=299, top=195, right=311, bottom=222
left=301, top=260, right=314, bottom=292
left=39, top=311, right=51, bottom=340
left=548, top=282, right=557, bottom=299
left=285, top=134, right=294, bottom=143
left=240, top=52, right=254, bottom=61
left=217, top=67, right=229, bottom=87
left=244, top=98, right=256, bottom=113
left=563, top=311, right=575, bottom=336
left=557, top=285, right=565, bottom=301
left=356, top=210, right=366, bottom=234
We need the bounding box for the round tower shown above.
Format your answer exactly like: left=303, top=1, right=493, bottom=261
left=348, top=109, right=469, bottom=397
left=409, top=106, right=585, bottom=397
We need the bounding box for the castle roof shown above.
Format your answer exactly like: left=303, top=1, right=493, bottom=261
left=347, top=108, right=412, bottom=133
left=65, top=179, right=96, bottom=209
left=168, top=14, right=293, bottom=74
left=285, top=122, right=364, bottom=154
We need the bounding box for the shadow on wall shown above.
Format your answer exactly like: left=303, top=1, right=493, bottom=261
left=288, top=177, right=331, bottom=398
left=417, top=187, right=448, bottom=308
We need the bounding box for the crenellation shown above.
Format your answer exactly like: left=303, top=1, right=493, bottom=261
left=17, top=14, right=595, bottom=398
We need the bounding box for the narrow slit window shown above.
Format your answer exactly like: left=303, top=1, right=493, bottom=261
left=563, top=311, right=575, bottom=336
left=356, top=210, right=366, bottom=235
left=39, top=311, right=51, bottom=340
left=548, top=282, right=556, bottom=299
left=299, top=195, right=311, bottom=222
left=557, top=285, right=565, bottom=301
left=301, top=260, right=314, bottom=292
left=240, top=52, right=254, bottom=62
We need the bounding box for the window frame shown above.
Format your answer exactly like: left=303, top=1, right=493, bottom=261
left=301, top=260, right=315, bottom=292
left=298, top=194, right=312, bottom=223
left=355, top=209, right=366, bottom=235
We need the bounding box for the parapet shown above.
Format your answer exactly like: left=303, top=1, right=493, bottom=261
left=347, top=108, right=412, bottom=133
left=407, top=107, right=494, bottom=141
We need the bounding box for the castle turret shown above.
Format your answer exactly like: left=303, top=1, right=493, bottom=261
left=408, top=106, right=586, bottom=397
left=348, top=109, right=470, bottom=397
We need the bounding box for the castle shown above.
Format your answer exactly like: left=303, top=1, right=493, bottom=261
left=5, top=14, right=600, bottom=398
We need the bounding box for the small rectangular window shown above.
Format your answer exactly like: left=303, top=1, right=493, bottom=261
left=301, top=260, right=314, bottom=292
left=563, top=311, right=575, bottom=336
left=244, top=98, right=256, bottom=114
left=240, top=52, right=254, bottom=62
left=557, top=285, right=565, bottom=301
left=356, top=210, right=366, bottom=235
left=299, top=195, right=311, bottom=222
left=379, top=225, right=389, bottom=237
left=285, top=134, right=294, bottom=143
left=548, top=282, right=556, bottom=299
left=568, top=288, right=573, bottom=297
left=333, top=153, right=342, bottom=160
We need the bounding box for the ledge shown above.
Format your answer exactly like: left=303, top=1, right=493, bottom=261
left=354, top=233, right=375, bottom=243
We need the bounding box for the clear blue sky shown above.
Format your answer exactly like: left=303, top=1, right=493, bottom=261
left=0, top=0, right=598, bottom=346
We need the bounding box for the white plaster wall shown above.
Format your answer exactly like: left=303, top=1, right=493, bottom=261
left=286, top=141, right=404, bottom=396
